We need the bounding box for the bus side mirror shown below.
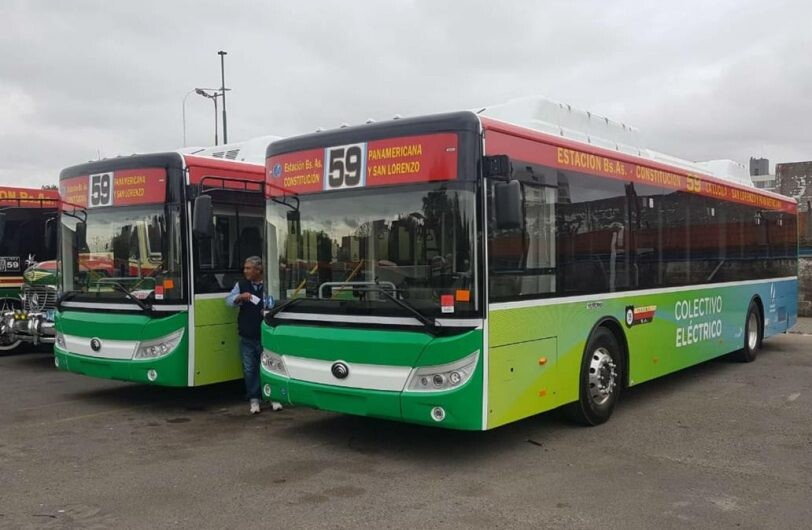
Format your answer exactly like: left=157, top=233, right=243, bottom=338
left=44, top=218, right=57, bottom=255
left=75, top=221, right=87, bottom=249
left=494, top=180, right=524, bottom=230
left=193, top=195, right=213, bottom=238
left=0, top=212, right=5, bottom=242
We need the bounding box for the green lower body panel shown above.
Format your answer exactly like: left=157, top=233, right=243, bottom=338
left=262, top=369, right=483, bottom=430
left=54, top=310, right=190, bottom=387
left=54, top=346, right=188, bottom=386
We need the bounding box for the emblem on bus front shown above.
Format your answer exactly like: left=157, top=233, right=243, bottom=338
left=331, top=361, right=349, bottom=379
left=90, top=338, right=102, bottom=352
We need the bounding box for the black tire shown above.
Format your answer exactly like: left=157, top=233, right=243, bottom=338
left=568, top=326, right=623, bottom=426
left=0, top=298, right=22, bottom=355
left=733, top=301, right=762, bottom=363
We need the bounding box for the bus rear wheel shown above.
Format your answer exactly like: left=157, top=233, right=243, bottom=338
left=733, top=301, right=762, bottom=363
left=568, top=326, right=622, bottom=426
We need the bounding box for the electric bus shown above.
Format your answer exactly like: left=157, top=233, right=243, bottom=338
left=54, top=138, right=277, bottom=386
left=258, top=100, right=797, bottom=430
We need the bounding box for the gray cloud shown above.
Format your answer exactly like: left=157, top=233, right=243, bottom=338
left=1, top=0, right=809, bottom=188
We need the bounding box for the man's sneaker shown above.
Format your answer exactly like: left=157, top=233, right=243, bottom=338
left=249, top=399, right=261, bottom=414
left=270, top=401, right=283, bottom=411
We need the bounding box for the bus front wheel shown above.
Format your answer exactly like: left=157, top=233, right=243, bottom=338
left=734, top=301, right=762, bottom=363
left=0, top=298, right=22, bottom=354
left=568, top=326, right=622, bottom=426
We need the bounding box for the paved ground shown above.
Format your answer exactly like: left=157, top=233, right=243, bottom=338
left=1, top=332, right=811, bottom=529
left=789, top=316, right=812, bottom=335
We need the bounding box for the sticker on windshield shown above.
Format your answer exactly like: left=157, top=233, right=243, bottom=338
left=441, top=294, right=455, bottom=314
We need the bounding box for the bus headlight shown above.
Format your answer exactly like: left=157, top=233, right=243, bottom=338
left=134, top=329, right=184, bottom=359
left=405, top=351, right=479, bottom=392
left=261, top=350, right=289, bottom=377
left=55, top=332, right=66, bottom=349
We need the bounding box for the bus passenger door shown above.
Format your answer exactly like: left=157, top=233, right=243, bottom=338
left=192, top=191, right=264, bottom=385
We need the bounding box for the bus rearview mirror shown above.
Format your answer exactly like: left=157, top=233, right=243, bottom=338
left=494, top=180, right=524, bottom=230
left=192, top=195, right=213, bottom=238
left=44, top=217, right=57, bottom=255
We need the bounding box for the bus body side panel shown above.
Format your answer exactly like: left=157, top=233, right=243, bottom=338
left=261, top=324, right=484, bottom=430
left=486, top=277, right=797, bottom=429
left=54, top=310, right=189, bottom=386
left=192, top=295, right=243, bottom=385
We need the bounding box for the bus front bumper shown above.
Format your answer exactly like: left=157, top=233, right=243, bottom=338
left=260, top=373, right=483, bottom=430
left=53, top=347, right=188, bottom=387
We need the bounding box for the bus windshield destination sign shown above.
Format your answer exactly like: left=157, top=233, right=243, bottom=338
left=266, top=133, right=458, bottom=197
left=59, top=168, right=167, bottom=208
left=0, top=187, right=59, bottom=208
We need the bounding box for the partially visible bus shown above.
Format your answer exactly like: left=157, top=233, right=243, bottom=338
left=54, top=138, right=276, bottom=386
left=259, top=103, right=797, bottom=430
left=0, top=186, right=60, bottom=352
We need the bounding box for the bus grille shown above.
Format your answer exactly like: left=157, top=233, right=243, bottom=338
left=22, top=286, right=58, bottom=313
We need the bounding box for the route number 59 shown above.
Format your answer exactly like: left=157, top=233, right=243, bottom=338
left=324, top=143, right=366, bottom=190
left=89, top=172, right=114, bottom=207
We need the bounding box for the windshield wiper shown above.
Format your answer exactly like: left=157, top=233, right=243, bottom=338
left=56, top=289, right=83, bottom=310
left=97, top=279, right=152, bottom=314
left=371, top=279, right=440, bottom=336
left=264, top=297, right=305, bottom=322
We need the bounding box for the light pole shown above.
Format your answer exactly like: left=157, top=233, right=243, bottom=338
left=195, top=89, right=220, bottom=145
left=218, top=51, right=228, bottom=144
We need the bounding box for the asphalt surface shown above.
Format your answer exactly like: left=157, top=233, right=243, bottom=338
left=1, top=332, right=811, bottom=529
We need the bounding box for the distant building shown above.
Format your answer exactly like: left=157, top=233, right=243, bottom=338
left=750, top=157, right=769, bottom=176
left=776, top=161, right=812, bottom=209
left=749, top=157, right=775, bottom=190
left=775, top=160, right=812, bottom=316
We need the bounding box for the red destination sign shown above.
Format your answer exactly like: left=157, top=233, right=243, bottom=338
left=60, top=168, right=167, bottom=208
left=266, top=133, right=458, bottom=197
left=0, top=187, right=59, bottom=208
left=485, top=127, right=795, bottom=214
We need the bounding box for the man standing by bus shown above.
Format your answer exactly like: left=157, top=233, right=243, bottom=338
left=226, top=256, right=282, bottom=414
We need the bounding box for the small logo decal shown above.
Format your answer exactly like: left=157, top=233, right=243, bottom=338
left=331, top=361, right=349, bottom=379
left=90, top=338, right=102, bottom=352
left=272, top=163, right=283, bottom=178
left=624, top=305, right=657, bottom=328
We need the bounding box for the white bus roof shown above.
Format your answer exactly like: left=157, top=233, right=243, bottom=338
left=477, top=96, right=754, bottom=187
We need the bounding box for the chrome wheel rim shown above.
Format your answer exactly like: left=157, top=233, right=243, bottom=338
left=588, top=347, right=617, bottom=406
left=747, top=311, right=759, bottom=351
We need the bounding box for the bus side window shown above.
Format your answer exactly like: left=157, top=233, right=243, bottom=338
left=488, top=175, right=557, bottom=302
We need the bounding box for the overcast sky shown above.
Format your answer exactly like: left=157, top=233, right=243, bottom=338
left=1, top=0, right=809, bottom=188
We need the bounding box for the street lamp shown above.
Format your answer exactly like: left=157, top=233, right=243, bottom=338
left=195, top=88, right=220, bottom=145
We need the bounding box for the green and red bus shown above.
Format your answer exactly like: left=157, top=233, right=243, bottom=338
left=0, top=186, right=60, bottom=351
left=259, top=108, right=797, bottom=430
left=54, top=143, right=271, bottom=386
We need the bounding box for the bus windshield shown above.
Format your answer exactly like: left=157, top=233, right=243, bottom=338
left=60, top=205, right=184, bottom=302
left=266, top=182, right=478, bottom=319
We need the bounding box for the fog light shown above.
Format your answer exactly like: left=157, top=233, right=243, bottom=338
left=263, top=384, right=272, bottom=397
left=147, top=369, right=158, bottom=382
left=431, top=406, right=446, bottom=422
left=54, top=357, right=60, bottom=368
